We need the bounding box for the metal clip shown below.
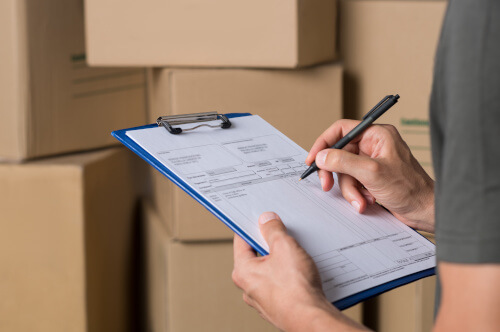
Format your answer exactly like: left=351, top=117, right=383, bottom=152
left=156, top=112, right=232, bottom=134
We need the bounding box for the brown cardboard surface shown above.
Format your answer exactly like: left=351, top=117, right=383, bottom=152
left=370, top=276, right=436, bottom=332
left=0, top=0, right=146, bottom=161
left=84, top=0, right=337, bottom=68
left=147, top=64, right=343, bottom=240
left=0, top=148, right=140, bottom=331
left=340, top=0, right=448, bottom=177
left=144, top=201, right=363, bottom=332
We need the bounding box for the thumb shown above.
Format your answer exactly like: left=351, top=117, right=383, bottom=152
left=258, top=212, right=287, bottom=252
left=315, top=148, right=378, bottom=185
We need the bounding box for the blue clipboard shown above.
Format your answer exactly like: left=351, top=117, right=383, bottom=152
left=112, top=112, right=435, bottom=310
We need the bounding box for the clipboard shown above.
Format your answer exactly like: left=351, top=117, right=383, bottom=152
left=112, top=112, right=435, bottom=310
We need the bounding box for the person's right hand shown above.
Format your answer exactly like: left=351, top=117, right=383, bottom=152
left=306, top=119, right=435, bottom=233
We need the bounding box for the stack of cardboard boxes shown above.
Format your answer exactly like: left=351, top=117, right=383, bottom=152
left=0, top=0, right=147, bottom=330
left=84, top=0, right=366, bottom=331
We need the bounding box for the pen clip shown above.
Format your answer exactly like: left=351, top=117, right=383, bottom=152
left=363, top=95, right=392, bottom=120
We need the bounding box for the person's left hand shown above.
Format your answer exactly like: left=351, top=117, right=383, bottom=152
left=232, top=212, right=369, bottom=332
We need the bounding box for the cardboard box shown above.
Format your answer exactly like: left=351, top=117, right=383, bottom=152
left=84, top=0, right=337, bottom=68
left=0, top=148, right=140, bottom=331
left=0, top=0, right=147, bottom=161
left=148, top=64, right=343, bottom=240
left=367, top=276, right=436, bottom=332
left=340, top=0, right=448, bottom=176
left=144, top=201, right=362, bottom=332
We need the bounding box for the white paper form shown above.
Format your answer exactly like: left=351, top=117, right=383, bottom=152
left=127, top=115, right=435, bottom=303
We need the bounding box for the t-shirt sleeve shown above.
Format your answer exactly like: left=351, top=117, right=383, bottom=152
left=430, top=0, right=500, bottom=263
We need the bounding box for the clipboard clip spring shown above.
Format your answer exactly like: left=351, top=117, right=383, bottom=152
left=156, top=112, right=232, bottom=134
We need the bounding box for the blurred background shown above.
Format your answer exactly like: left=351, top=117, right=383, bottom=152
left=0, top=0, right=445, bottom=331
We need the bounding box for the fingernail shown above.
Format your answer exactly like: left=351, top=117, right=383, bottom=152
left=351, top=201, right=361, bottom=212
left=316, top=150, right=328, bottom=167
left=259, top=212, right=280, bottom=224
left=320, top=176, right=326, bottom=190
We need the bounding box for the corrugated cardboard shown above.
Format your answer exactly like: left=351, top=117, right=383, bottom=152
left=147, top=64, right=343, bottom=240
left=144, top=201, right=362, bottom=332
left=367, top=276, right=436, bottom=332
left=84, top=0, right=337, bottom=68
left=340, top=0, right=447, bottom=176
left=0, top=0, right=146, bottom=161
left=0, top=148, right=140, bottom=331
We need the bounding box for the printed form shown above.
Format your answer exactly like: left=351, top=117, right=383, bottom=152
left=127, top=115, right=435, bottom=303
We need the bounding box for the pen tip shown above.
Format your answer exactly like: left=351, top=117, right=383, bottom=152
left=298, top=178, right=302, bottom=181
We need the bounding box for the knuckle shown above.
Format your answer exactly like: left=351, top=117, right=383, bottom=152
left=273, top=233, right=297, bottom=251
left=337, top=118, right=359, bottom=127
left=383, top=124, right=398, bottom=135
left=365, top=160, right=381, bottom=175
left=379, top=125, right=402, bottom=143
left=335, top=119, right=349, bottom=127
left=326, top=150, right=342, bottom=167
left=269, top=231, right=288, bottom=246
left=245, top=285, right=255, bottom=297
left=231, top=269, right=239, bottom=283
left=232, top=269, right=244, bottom=288
left=242, top=294, right=251, bottom=306
left=374, top=124, right=392, bottom=137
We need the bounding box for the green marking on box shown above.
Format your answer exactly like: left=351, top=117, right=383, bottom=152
left=401, top=118, right=429, bottom=127
left=71, top=53, right=86, bottom=62
left=402, top=130, right=429, bottom=135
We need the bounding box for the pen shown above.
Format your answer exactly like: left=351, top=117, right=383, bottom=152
left=299, top=94, right=400, bottom=181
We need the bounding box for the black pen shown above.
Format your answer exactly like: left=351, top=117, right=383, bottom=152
left=299, top=94, right=400, bottom=181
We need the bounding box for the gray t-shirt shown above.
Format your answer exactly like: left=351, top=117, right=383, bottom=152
left=430, top=0, right=500, bottom=264
left=430, top=0, right=500, bottom=312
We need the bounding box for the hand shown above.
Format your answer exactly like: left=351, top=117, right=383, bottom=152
left=232, top=212, right=369, bottom=332
left=306, top=119, right=435, bottom=233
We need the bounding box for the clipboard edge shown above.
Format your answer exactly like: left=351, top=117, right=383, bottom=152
left=112, top=112, right=436, bottom=310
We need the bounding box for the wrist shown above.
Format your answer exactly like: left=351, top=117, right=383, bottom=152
left=414, top=179, right=435, bottom=233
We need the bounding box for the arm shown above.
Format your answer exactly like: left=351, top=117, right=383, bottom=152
left=434, top=263, right=500, bottom=331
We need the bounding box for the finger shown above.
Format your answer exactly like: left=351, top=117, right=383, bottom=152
left=258, top=212, right=288, bottom=253
left=317, top=142, right=357, bottom=191
left=315, top=148, right=379, bottom=186
left=338, top=173, right=367, bottom=213
left=242, top=293, right=254, bottom=307
left=242, top=294, right=267, bottom=322
left=360, top=188, right=376, bottom=205
left=233, top=234, right=257, bottom=264
left=306, top=119, right=363, bottom=165
left=318, top=169, right=334, bottom=191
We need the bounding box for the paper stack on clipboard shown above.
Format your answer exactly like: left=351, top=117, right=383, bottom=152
left=113, top=112, right=435, bottom=309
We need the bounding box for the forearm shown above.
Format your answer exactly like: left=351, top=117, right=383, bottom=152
left=287, top=301, right=371, bottom=332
